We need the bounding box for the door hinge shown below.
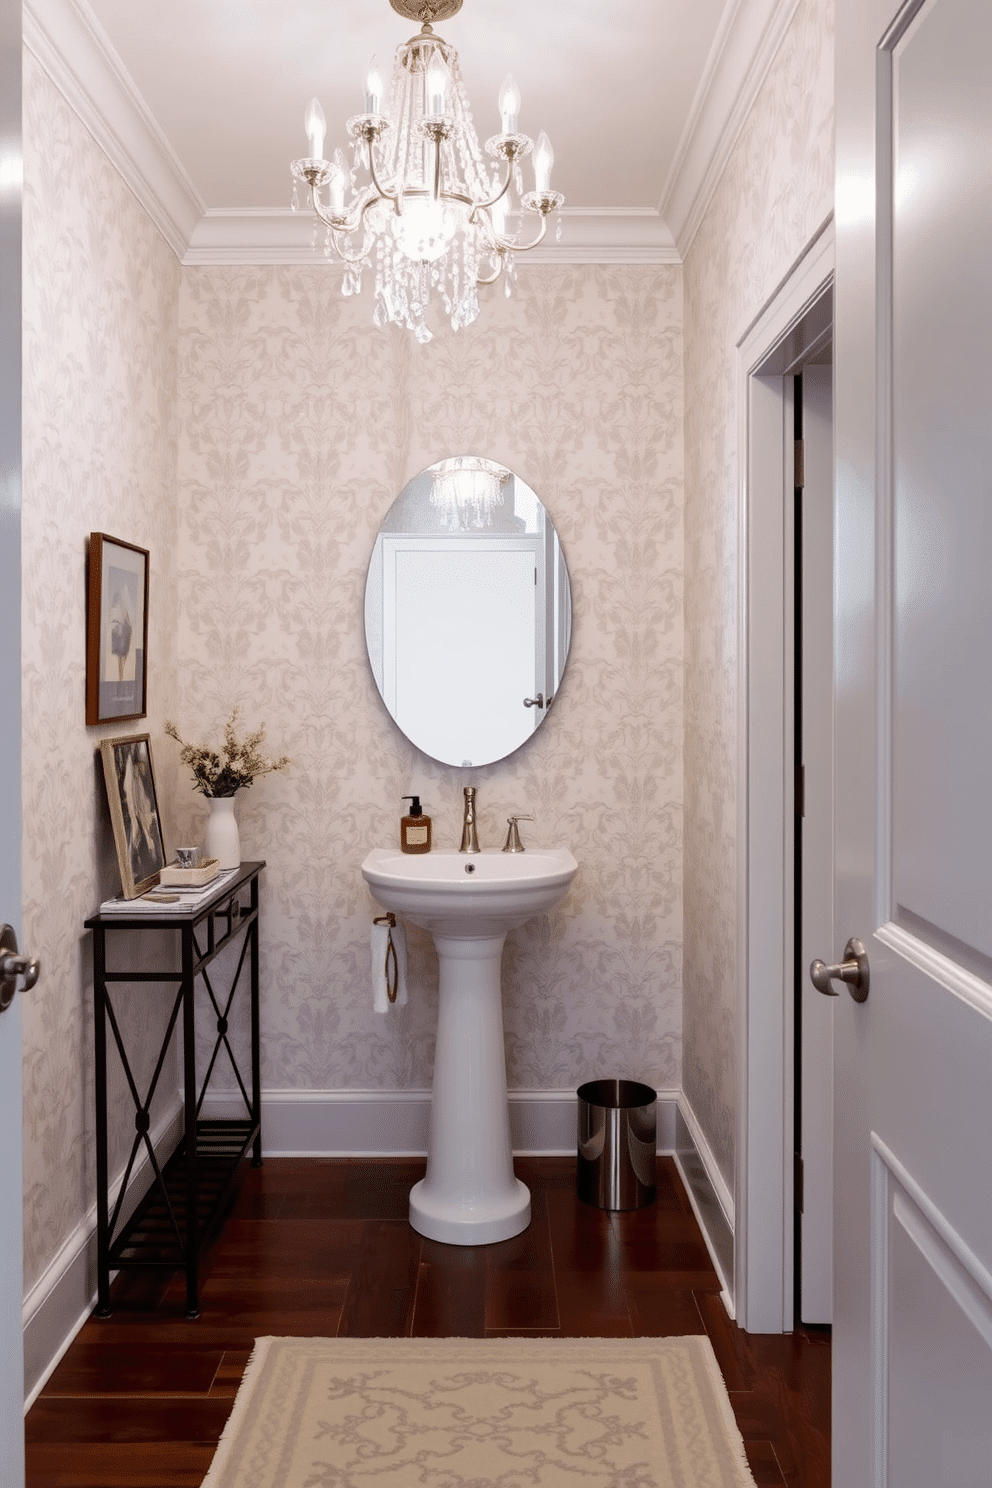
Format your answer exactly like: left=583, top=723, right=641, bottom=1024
left=795, top=764, right=805, bottom=818
left=794, top=1152, right=805, bottom=1214
left=794, top=438, right=805, bottom=489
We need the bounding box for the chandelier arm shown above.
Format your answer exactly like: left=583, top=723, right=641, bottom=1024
left=493, top=209, right=550, bottom=256
left=364, top=135, right=401, bottom=212
left=475, top=255, right=506, bottom=286
left=471, top=159, right=515, bottom=216
left=308, top=191, right=377, bottom=263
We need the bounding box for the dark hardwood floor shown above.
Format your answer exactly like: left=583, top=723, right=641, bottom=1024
left=25, top=1156, right=830, bottom=1487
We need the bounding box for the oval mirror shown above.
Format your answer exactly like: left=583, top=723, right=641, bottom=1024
left=364, top=457, right=572, bottom=768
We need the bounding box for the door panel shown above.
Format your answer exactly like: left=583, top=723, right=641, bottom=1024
left=833, top=0, right=992, bottom=1481
left=890, top=0, right=992, bottom=963
left=877, top=1137, right=992, bottom=1488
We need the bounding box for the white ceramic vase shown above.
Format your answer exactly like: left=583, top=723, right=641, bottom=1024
left=204, top=795, right=240, bottom=870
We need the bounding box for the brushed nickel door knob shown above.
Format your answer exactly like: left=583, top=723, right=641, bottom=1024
left=810, top=937, right=870, bottom=1003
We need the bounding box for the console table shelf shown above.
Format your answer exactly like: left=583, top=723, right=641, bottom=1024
left=85, top=861, right=265, bottom=1319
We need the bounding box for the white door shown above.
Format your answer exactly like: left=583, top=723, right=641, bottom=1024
left=0, top=0, right=26, bottom=1474
left=382, top=536, right=541, bottom=767
left=833, top=0, right=992, bottom=1482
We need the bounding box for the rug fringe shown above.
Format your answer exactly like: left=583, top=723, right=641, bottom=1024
left=694, top=1334, right=758, bottom=1483
left=199, top=1336, right=277, bottom=1488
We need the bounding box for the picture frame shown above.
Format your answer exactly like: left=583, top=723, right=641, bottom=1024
left=87, top=534, right=149, bottom=726
left=99, top=734, right=168, bottom=898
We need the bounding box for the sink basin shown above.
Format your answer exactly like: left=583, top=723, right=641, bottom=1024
left=361, top=847, right=578, bottom=938
left=361, top=846, right=578, bottom=1246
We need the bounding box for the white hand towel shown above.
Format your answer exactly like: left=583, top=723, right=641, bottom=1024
left=371, top=919, right=408, bottom=1013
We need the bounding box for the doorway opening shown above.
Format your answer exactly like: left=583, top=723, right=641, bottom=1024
left=792, top=353, right=834, bottom=1329
left=734, top=220, right=834, bottom=1335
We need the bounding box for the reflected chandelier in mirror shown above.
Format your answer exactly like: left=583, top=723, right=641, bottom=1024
left=365, top=457, right=572, bottom=767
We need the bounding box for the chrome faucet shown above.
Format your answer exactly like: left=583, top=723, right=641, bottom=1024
left=459, top=786, right=480, bottom=853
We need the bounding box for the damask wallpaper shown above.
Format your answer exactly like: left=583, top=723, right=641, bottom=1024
left=173, top=264, right=685, bottom=1101
left=18, top=0, right=834, bottom=1319
left=21, top=56, right=182, bottom=1291
left=681, top=0, right=835, bottom=1191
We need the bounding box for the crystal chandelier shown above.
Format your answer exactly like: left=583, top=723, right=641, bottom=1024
left=430, top=456, right=511, bottom=527
left=290, top=0, right=564, bottom=344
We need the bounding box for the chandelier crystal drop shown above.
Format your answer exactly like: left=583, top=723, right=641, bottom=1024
left=290, top=0, right=564, bottom=343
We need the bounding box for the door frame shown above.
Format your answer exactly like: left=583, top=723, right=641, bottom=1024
left=734, top=219, right=834, bottom=1333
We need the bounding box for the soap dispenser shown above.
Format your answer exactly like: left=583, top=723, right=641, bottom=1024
left=400, top=796, right=432, bottom=854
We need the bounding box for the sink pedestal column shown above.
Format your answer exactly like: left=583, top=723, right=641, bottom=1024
left=409, top=932, right=530, bottom=1245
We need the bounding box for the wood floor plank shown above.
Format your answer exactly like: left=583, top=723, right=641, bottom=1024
left=625, top=1277, right=707, bottom=1336
left=411, top=1237, right=488, bottom=1337
left=42, top=1346, right=222, bottom=1398
left=484, top=1187, right=559, bottom=1332
left=741, top=1439, right=790, bottom=1487
left=200, top=1217, right=366, bottom=1280
left=25, top=1441, right=216, bottom=1487
left=544, top=1204, right=634, bottom=1337
left=25, top=1398, right=232, bottom=1445
left=337, top=1220, right=421, bottom=1338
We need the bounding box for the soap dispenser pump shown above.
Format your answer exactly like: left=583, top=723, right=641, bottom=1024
left=400, top=796, right=432, bottom=855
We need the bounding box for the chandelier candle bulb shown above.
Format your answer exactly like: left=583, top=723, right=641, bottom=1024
left=365, top=57, right=384, bottom=115
left=533, top=131, right=554, bottom=193
left=304, top=98, right=326, bottom=159
left=498, top=74, right=520, bottom=134
left=426, top=54, right=448, bottom=115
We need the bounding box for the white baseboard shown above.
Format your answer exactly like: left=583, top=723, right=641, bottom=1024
left=674, top=1093, right=736, bottom=1310
left=22, top=1097, right=184, bottom=1409
left=197, top=1087, right=680, bottom=1158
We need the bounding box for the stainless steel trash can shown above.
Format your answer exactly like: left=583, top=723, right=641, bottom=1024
left=577, top=1079, right=657, bottom=1210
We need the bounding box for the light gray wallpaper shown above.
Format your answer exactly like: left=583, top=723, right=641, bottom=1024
left=21, top=54, right=182, bottom=1290
left=173, top=265, right=685, bottom=1101
left=681, top=0, right=835, bottom=1191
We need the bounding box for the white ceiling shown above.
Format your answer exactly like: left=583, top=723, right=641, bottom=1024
left=25, top=0, right=803, bottom=263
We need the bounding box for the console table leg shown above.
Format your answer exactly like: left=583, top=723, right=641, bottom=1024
left=93, top=927, right=112, bottom=1318
left=250, top=893, right=263, bottom=1168
left=182, top=928, right=200, bottom=1320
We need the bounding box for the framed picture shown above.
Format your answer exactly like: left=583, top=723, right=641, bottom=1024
left=87, top=534, right=149, bottom=725
left=99, top=734, right=168, bottom=898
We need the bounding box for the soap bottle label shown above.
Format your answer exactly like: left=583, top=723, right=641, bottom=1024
left=406, top=823, right=428, bottom=846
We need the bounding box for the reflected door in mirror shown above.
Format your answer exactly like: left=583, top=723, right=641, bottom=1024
left=365, top=458, right=571, bottom=768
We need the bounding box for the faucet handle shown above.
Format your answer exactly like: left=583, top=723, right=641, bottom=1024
left=502, top=815, right=534, bottom=853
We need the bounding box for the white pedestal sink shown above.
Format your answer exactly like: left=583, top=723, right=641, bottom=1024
left=361, top=847, right=578, bottom=1245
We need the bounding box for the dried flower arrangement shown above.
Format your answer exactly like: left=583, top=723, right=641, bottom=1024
left=165, top=708, right=290, bottom=798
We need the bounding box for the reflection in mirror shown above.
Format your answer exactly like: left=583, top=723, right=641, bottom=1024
left=365, top=457, right=572, bottom=768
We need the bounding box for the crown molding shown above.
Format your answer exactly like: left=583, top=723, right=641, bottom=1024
left=661, top=0, right=804, bottom=258
left=24, top=0, right=803, bottom=269
left=23, top=0, right=204, bottom=259
left=183, top=208, right=679, bottom=267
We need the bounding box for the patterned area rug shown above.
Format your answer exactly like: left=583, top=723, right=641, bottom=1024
left=202, top=1335, right=757, bottom=1487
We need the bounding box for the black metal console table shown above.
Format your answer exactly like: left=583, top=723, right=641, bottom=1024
left=85, top=861, right=265, bottom=1319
